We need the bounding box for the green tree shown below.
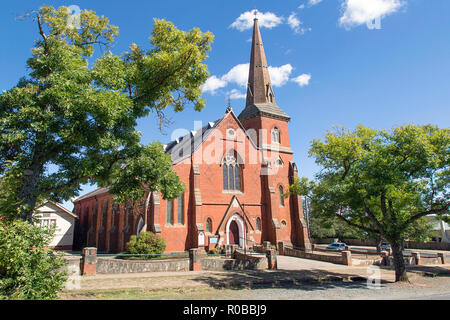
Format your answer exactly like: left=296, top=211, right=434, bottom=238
left=0, top=219, right=67, bottom=299
left=290, top=125, right=449, bottom=282
left=0, top=5, right=214, bottom=221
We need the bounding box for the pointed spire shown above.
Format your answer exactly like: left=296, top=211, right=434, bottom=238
left=246, top=13, right=276, bottom=107
left=238, top=11, right=291, bottom=123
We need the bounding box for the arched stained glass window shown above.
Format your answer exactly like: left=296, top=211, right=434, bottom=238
left=206, top=218, right=212, bottom=233
left=166, top=199, right=173, bottom=224
left=222, top=150, right=242, bottom=191
left=223, top=164, right=228, bottom=190
left=272, top=128, right=280, bottom=144
left=177, top=194, right=184, bottom=224
left=279, top=186, right=285, bottom=207
left=234, top=165, right=241, bottom=190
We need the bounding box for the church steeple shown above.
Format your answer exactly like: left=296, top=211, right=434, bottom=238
left=239, top=11, right=290, bottom=123
left=246, top=13, right=275, bottom=107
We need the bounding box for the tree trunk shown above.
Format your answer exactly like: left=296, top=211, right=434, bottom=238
left=391, top=241, right=408, bottom=282
left=18, top=161, right=43, bottom=222
left=376, top=235, right=382, bottom=253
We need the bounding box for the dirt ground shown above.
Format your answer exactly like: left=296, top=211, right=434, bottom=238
left=60, top=256, right=450, bottom=300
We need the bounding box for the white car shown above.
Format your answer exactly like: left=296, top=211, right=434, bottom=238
left=326, top=242, right=347, bottom=251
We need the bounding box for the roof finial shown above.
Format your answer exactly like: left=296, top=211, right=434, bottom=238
left=226, top=95, right=232, bottom=113
left=253, top=9, right=258, bottom=20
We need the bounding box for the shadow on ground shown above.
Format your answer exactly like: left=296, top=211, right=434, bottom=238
left=399, top=265, right=450, bottom=277
left=191, top=269, right=389, bottom=292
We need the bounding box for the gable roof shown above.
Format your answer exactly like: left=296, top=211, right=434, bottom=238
left=35, top=201, right=78, bottom=219
left=71, top=187, right=109, bottom=203
left=165, top=108, right=260, bottom=165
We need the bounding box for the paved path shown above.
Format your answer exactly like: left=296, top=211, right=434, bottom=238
left=277, top=255, right=351, bottom=271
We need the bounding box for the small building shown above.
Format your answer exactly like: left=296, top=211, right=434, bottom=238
left=426, top=215, right=450, bottom=243
left=34, top=201, right=78, bottom=250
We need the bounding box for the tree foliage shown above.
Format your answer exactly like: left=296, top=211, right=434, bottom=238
left=0, top=5, right=214, bottom=221
left=125, top=232, right=166, bottom=258
left=0, top=219, right=67, bottom=299
left=290, top=124, right=449, bottom=281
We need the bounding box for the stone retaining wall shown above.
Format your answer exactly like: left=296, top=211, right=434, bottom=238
left=283, top=246, right=345, bottom=265
left=96, top=257, right=190, bottom=274
left=201, top=256, right=268, bottom=271
left=233, top=251, right=269, bottom=270
left=313, top=238, right=450, bottom=251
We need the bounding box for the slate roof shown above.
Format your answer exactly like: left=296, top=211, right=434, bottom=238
left=238, top=103, right=291, bottom=122
left=164, top=116, right=225, bottom=165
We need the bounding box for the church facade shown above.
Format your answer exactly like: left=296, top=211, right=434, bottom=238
left=72, top=17, right=311, bottom=253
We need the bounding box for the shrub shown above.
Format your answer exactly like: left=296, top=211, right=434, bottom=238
left=125, top=232, right=166, bottom=259
left=0, top=219, right=67, bottom=300
left=208, top=247, right=224, bottom=255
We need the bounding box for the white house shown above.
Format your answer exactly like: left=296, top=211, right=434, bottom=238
left=426, top=215, right=450, bottom=243
left=34, top=201, right=78, bottom=250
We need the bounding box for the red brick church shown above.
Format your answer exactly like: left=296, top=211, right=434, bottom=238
left=72, top=17, right=311, bottom=253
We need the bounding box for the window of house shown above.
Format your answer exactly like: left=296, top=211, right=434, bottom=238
left=272, top=128, right=280, bottom=144
left=222, top=150, right=242, bottom=191
left=279, top=186, right=285, bottom=207
left=166, top=199, right=173, bottom=224
left=206, top=218, right=212, bottom=233
left=177, top=194, right=184, bottom=224
left=40, top=218, right=56, bottom=231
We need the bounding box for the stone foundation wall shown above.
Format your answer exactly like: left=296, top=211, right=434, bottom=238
left=96, top=258, right=190, bottom=274
left=313, top=238, right=450, bottom=251
left=233, top=251, right=269, bottom=270
left=283, top=246, right=345, bottom=265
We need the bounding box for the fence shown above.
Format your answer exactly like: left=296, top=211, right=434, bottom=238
left=278, top=242, right=352, bottom=266
left=74, top=245, right=277, bottom=275
left=312, top=238, right=450, bottom=251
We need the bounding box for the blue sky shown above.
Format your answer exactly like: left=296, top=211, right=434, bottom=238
left=1, top=0, right=449, bottom=210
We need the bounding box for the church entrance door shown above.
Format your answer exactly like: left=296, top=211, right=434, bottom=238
left=229, top=220, right=239, bottom=245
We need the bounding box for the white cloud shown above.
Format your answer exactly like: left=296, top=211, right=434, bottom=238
left=308, top=0, right=323, bottom=6
left=339, top=0, right=405, bottom=29
left=291, top=73, right=311, bottom=87
left=221, top=63, right=250, bottom=87
left=201, top=76, right=227, bottom=94
left=287, top=12, right=311, bottom=35
left=230, top=10, right=284, bottom=31
left=203, top=63, right=309, bottom=96
left=288, top=13, right=301, bottom=31
left=228, top=89, right=246, bottom=100
left=268, top=64, right=293, bottom=87
left=298, top=4, right=305, bottom=9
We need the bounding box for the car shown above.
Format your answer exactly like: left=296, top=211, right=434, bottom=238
left=326, top=242, right=347, bottom=251
left=381, top=242, right=391, bottom=250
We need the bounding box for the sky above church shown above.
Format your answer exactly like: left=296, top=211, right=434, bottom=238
left=1, top=0, right=449, bottom=210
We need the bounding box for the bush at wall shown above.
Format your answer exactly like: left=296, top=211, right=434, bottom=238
left=125, top=232, right=166, bottom=258
left=0, top=219, right=67, bottom=300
